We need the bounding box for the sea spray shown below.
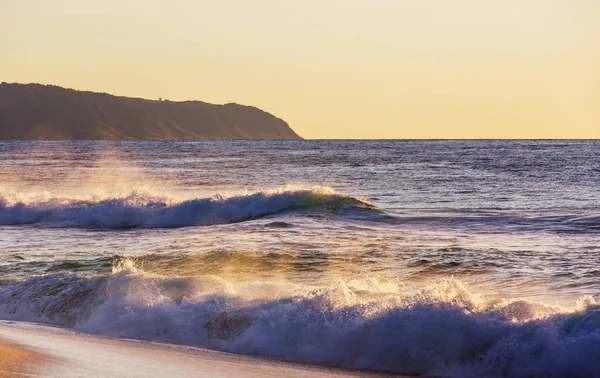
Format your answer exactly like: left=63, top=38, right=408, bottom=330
left=0, top=261, right=598, bottom=377
left=2, top=140, right=600, bottom=377
left=0, top=186, right=373, bottom=229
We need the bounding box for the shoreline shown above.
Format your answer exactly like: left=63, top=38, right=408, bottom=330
left=0, top=337, right=49, bottom=378
left=0, top=320, right=413, bottom=378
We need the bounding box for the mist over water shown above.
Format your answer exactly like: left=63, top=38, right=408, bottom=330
left=0, top=140, right=599, bottom=377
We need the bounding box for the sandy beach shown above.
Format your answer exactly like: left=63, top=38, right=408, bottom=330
left=0, top=321, right=409, bottom=378
left=0, top=337, right=49, bottom=378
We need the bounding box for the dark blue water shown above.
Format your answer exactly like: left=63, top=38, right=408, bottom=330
left=0, top=140, right=599, bottom=377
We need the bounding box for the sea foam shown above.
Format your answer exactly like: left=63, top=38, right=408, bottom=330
left=0, top=260, right=598, bottom=377
left=0, top=187, right=372, bottom=229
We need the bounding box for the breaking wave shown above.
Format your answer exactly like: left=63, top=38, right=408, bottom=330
left=2, top=185, right=598, bottom=234
left=0, top=187, right=373, bottom=229
left=0, top=259, right=598, bottom=377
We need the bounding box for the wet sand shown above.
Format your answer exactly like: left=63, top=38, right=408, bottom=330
left=0, top=337, right=48, bottom=378
left=0, top=321, right=411, bottom=378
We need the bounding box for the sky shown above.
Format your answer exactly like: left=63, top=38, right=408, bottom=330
left=1, top=0, right=599, bottom=139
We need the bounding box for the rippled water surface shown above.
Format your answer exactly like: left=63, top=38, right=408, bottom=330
left=1, top=140, right=599, bottom=377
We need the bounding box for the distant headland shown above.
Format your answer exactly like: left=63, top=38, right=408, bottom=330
left=0, top=83, right=301, bottom=140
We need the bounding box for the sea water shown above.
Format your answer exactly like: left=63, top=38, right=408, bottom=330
left=0, top=140, right=599, bottom=376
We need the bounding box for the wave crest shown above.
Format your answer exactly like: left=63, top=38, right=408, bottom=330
left=0, top=186, right=373, bottom=229
left=0, top=264, right=598, bottom=377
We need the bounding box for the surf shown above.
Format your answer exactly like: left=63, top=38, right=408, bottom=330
left=0, top=259, right=598, bottom=377
left=0, top=186, right=374, bottom=229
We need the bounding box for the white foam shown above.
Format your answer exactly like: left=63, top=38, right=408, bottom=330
left=0, top=186, right=372, bottom=228
left=0, top=264, right=598, bottom=377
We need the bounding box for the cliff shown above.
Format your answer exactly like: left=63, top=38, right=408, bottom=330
left=0, top=83, right=301, bottom=140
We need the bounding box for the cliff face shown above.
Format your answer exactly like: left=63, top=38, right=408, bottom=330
left=0, top=83, right=301, bottom=140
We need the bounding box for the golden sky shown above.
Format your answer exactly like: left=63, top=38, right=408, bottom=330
left=2, top=0, right=599, bottom=138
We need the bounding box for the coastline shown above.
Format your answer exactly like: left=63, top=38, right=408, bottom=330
left=0, top=321, right=412, bottom=378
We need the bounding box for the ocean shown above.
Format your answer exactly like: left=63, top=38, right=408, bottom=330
left=0, top=140, right=599, bottom=377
